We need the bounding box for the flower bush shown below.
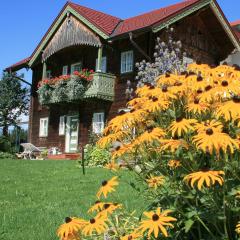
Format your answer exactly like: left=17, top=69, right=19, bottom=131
left=37, top=69, right=94, bottom=105
left=58, top=64, right=240, bottom=239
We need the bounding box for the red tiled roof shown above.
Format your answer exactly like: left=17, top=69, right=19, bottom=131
left=231, top=20, right=240, bottom=26
left=5, top=57, right=31, bottom=71
left=113, top=0, right=200, bottom=36
left=69, top=2, right=121, bottom=35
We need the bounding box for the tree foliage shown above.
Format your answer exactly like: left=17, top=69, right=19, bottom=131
left=0, top=72, right=29, bottom=136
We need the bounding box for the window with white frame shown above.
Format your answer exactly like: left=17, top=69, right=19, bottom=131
left=95, top=56, right=107, bottom=73
left=62, top=66, right=68, bottom=75
left=92, top=112, right=105, bottom=134
left=46, top=70, right=51, bottom=79
left=39, top=117, right=49, bottom=137
left=59, top=116, right=65, bottom=135
left=71, top=62, right=82, bottom=74
left=121, top=50, right=133, bottom=73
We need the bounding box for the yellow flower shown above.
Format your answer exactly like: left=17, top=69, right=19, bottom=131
left=133, top=127, right=165, bottom=146
left=88, top=201, right=105, bottom=213
left=186, top=99, right=209, bottom=114
left=194, top=120, right=223, bottom=133
left=192, top=127, right=239, bottom=154
left=96, top=176, right=119, bottom=199
left=120, top=232, right=142, bottom=240
left=142, top=97, right=169, bottom=113
left=235, top=222, right=240, bottom=235
left=138, top=207, right=177, bottom=238
left=57, top=217, right=86, bottom=240
left=160, top=138, right=188, bottom=152
left=82, top=214, right=108, bottom=236
left=99, top=202, right=122, bottom=217
left=104, top=161, right=119, bottom=171
left=169, top=118, right=197, bottom=137
left=168, top=160, right=181, bottom=169
left=216, top=97, right=240, bottom=121
left=184, top=170, right=225, bottom=190
left=111, top=144, right=132, bottom=160
left=146, top=175, right=165, bottom=189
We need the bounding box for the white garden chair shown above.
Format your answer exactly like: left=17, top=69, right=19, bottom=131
left=19, top=143, right=44, bottom=160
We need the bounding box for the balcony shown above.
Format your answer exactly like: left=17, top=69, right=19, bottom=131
left=37, top=72, right=115, bottom=105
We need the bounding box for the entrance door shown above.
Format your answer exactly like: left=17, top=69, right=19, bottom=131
left=65, top=116, right=79, bottom=153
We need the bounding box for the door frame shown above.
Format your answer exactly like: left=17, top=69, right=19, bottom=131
left=65, top=115, right=79, bottom=153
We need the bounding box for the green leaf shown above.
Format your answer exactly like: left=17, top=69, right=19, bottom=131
left=184, top=219, right=194, bottom=233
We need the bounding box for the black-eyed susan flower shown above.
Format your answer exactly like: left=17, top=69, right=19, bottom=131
left=146, top=175, right=165, bottom=189
left=168, top=160, right=181, bottom=169
left=169, top=118, right=197, bottom=137
left=216, top=97, right=240, bottom=121
left=186, top=99, right=209, bottom=114
left=159, top=138, right=188, bottom=152
left=133, top=127, right=165, bottom=146
left=104, top=161, right=119, bottom=171
left=142, top=97, right=169, bottom=113
left=138, top=208, right=177, bottom=238
left=96, top=176, right=119, bottom=199
left=235, top=222, right=240, bottom=235
left=194, top=120, right=223, bottom=133
left=111, top=144, right=132, bottom=159
left=88, top=201, right=105, bottom=213
left=120, top=231, right=142, bottom=240
left=184, top=170, right=225, bottom=190
left=82, top=214, right=108, bottom=236
left=192, top=127, right=239, bottom=154
left=57, top=217, right=86, bottom=240
left=99, top=202, right=122, bottom=217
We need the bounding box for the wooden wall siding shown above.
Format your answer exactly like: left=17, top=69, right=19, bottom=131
left=42, top=15, right=101, bottom=62
left=29, top=9, right=231, bottom=150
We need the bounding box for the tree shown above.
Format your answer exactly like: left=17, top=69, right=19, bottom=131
left=0, top=72, right=29, bottom=136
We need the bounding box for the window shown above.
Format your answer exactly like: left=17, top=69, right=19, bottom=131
left=121, top=51, right=133, bottom=73
left=59, top=116, right=65, bottom=136
left=39, top=117, right=49, bottom=137
left=62, top=66, right=68, bottom=75
left=95, top=56, right=107, bottom=73
left=46, top=70, right=51, bottom=79
left=92, top=112, right=105, bottom=134
left=71, top=62, right=82, bottom=74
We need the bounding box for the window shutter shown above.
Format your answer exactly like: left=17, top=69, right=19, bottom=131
left=59, top=116, right=65, bottom=135
left=62, top=66, right=68, bottom=75
left=92, top=113, right=105, bottom=134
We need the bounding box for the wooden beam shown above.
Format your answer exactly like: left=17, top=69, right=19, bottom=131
left=97, top=46, right=103, bottom=72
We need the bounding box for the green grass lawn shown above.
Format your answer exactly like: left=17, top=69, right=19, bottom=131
left=0, top=159, right=146, bottom=240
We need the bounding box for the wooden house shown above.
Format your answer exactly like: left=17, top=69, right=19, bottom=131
left=5, top=0, right=240, bottom=156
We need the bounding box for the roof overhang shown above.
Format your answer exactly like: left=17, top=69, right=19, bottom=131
left=152, top=0, right=240, bottom=52
left=29, top=4, right=109, bottom=67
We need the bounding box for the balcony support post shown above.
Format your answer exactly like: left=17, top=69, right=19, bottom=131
left=97, top=46, right=103, bottom=72
left=42, top=61, right=47, bottom=79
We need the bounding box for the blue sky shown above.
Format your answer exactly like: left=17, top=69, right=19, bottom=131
left=0, top=0, right=239, bottom=83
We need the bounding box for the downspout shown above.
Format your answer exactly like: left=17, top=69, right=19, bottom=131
left=129, top=32, right=152, bottom=62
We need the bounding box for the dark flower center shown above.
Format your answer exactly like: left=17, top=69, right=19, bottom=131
left=95, top=200, right=101, bottom=204
left=174, top=82, right=182, bottom=86
left=152, top=214, right=160, bottom=221
left=115, top=146, right=121, bottom=151
left=197, top=89, right=203, bottom=94
left=149, top=85, right=155, bottom=90
left=102, top=180, right=108, bottom=186
left=147, top=126, right=154, bottom=133
left=128, top=236, right=133, bottom=240
left=65, top=217, right=72, bottom=223
left=194, top=99, right=199, bottom=104
left=152, top=97, right=158, bottom=102
left=206, top=128, right=213, bottom=135
left=90, top=218, right=96, bottom=224
left=130, top=109, right=135, bottom=113
left=221, top=80, right=228, bottom=87
left=197, top=76, right=203, bottom=82
left=176, top=117, right=183, bottom=122
left=165, top=72, right=171, bottom=78
left=162, top=85, right=168, bottom=92
left=104, top=204, right=111, bottom=209
left=233, top=96, right=240, bottom=103
left=205, top=85, right=212, bottom=91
